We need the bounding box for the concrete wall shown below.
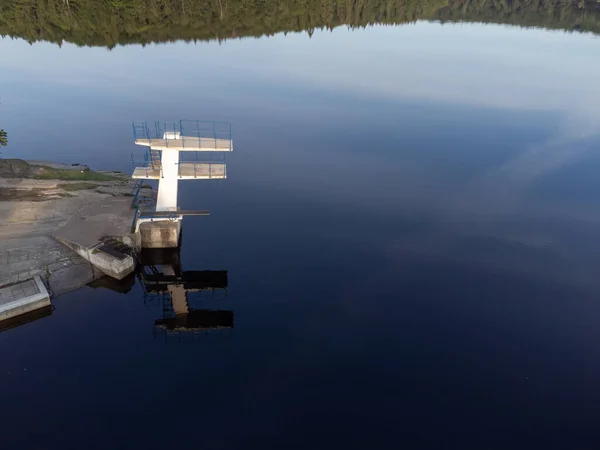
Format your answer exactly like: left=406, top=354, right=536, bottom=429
left=140, top=221, right=181, bottom=248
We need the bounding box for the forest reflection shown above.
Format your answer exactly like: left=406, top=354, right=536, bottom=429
left=1, top=0, right=598, bottom=48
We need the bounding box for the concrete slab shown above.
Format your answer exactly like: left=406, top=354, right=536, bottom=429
left=0, top=176, right=149, bottom=296
left=0, top=276, right=51, bottom=322
left=53, top=195, right=134, bottom=248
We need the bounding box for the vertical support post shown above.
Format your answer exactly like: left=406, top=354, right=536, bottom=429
left=180, top=120, right=184, bottom=149
left=164, top=122, right=168, bottom=148
left=156, top=150, right=179, bottom=211
left=213, top=122, right=217, bottom=149
left=196, top=120, right=201, bottom=150
left=131, top=205, right=140, bottom=233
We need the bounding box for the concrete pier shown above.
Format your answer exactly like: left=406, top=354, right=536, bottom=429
left=51, top=197, right=138, bottom=280
left=139, top=221, right=181, bottom=248
left=0, top=276, right=51, bottom=322
left=0, top=164, right=151, bottom=296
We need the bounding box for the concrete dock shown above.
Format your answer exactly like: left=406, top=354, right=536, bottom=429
left=0, top=276, right=51, bottom=321
left=0, top=163, right=151, bottom=295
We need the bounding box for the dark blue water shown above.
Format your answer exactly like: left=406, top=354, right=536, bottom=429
left=2, top=24, right=600, bottom=449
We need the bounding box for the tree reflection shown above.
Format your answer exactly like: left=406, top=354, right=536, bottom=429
left=1, top=0, right=598, bottom=47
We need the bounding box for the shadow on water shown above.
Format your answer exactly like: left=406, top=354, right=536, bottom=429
left=0, top=305, right=53, bottom=333
left=87, top=272, right=136, bottom=294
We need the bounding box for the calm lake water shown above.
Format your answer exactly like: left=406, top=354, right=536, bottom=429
left=2, top=16, right=600, bottom=449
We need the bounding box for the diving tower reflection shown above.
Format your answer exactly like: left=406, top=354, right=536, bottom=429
left=137, top=247, right=232, bottom=341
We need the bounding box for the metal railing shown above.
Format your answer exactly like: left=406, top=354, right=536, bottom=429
left=174, top=162, right=225, bottom=179
left=131, top=180, right=156, bottom=209
left=131, top=180, right=143, bottom=208
left=134, top=120, right=233, bottom=151
left=130, top=154, right=163, bottom=178
left=132, top=121, right=152, bottom=144
left=130, top=205, right=140, bottom=233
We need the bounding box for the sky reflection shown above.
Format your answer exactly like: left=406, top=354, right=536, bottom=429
left=2, top=22, right=600, bottom=289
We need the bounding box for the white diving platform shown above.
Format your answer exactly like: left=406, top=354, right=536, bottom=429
left=135, top=136, right=233, bottom=151
left=130, top=122, right=232, bottom=245
left=132, top=162, right=227, bottom=180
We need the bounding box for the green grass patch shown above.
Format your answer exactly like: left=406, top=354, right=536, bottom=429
left=57, top=182, right=101, bottom=191
left=33, top=166, right=122, bottom=181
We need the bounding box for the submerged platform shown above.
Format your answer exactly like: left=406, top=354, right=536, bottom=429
left=0, top=276, right=51, bottom=322
left=135, top=137, right=233, bottom=151
left=132, top=162, right=226, bottom=180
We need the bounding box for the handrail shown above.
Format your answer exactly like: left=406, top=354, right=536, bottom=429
left=130, top=205, right=139, bottom=233
left=131, top=159, right=163, bottom=178
left=131, top=180, right=142, bottom=208
left=173, top=161, right=225, bottom=179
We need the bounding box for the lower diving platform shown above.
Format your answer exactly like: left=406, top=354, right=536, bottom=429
left=132, top=162, right=226, bottom=180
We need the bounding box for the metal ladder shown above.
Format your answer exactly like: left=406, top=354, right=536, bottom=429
left=150, top=149, right=161, bottom=169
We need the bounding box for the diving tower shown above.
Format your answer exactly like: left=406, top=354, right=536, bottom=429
left=130, top=120, right=232, bottom=248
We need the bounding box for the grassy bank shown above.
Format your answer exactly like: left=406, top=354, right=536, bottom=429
left=33, top=168, right=121, bottom=182
left=56, top=182, right=102, bottom=191
left=0, top=159, right=124, bottom=181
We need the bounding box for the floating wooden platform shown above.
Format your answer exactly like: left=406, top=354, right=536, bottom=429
left=132, top=162, right=226, bottom=180
left=135, top=137, right=233, bottom=151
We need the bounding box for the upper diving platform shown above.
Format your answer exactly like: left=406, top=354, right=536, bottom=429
left=133, top=120, right=233, bottom=152
left=135, top=136, right=232, bottom=151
